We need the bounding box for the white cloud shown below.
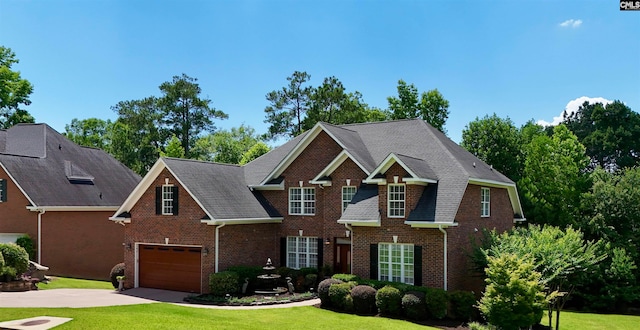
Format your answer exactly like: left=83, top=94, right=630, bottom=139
left=559, top=19, right=583, bottom=28
left=537, top=96, right=613, bottom=127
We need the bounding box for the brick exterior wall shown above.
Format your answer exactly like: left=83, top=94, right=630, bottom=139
left=447, top=184, right=514, bottom=293
left=0, top=166, right=123, bottom=280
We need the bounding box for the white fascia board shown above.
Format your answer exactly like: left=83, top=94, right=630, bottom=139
left=468, top=178, right=524, bottom=220
left=27, top=206, right=119, bottom=212
left=109, top=217, right=131, bottom=223
left=0, top=161, right=37, bottom=207
left=201, top=218, right=284, bottom=225
left=402, top=178, right=437, bottom=185
left=363, top=178, right=386, bottom=185
left=404, top=221, right=459, bottom=229
left=337, top=218, right=381, bottom=227
left=310, top=150, right=370, bottom=185
left=366, top=153, right=434, bottom=184
left=111, top=158, right=168, bottom=218
left=248, top=180, right=285, bottom=191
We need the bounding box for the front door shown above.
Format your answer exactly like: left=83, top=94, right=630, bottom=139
left=334, top=239, right=351, bottom=274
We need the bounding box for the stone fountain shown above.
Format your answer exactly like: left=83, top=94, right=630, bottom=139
left=254, top=258, right=287, bottom=295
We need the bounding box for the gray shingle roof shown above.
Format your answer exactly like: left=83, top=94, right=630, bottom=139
left=163, top=158, right=281, bottom=220
left=339, top=184, right=380, bottom=222
left=0, top=124, right=141, bottom=207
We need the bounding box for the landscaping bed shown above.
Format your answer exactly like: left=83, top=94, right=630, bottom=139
left=184, top=291, right=317, bottom=306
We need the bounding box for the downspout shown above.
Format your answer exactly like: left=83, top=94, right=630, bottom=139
left=215, top=223, right=226, bottom=273
left=344, top=224, right=353, bottom=274
left=37, top=209, right=45, bottom=264
left=438, top=225, right=448, bottom=291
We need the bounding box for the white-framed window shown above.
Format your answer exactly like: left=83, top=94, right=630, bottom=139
left=342, top=186, right=357, bottom=213
left=379, top=243, right=414, bottom=284
left=162, top=184, right=174, bottom=215
left=0, top=179, right=5, bottom=202
left=289, top=187, right=315, bottom=215
left=481, top=187, right=490, bottom=217
left=287, top=236, right=318, bottom=269
left=388, top=184, right=405, bottom=218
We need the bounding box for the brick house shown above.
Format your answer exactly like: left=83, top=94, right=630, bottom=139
left=0, top=124, right=141, bottom=280
left=112, top=119, right=524, bottom=293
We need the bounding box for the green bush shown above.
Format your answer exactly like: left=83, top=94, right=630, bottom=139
left=299, top=267, right=318, bottom=277
left=226, top=265, right=264, bottom=292
left=109, top=263, right=125, bottom=289
left=376, top=285, right=402, bottom=316
left=425, top=287, right=448, bottom=320
left=449, top=290, right=477, bottom=321
left=0, top=243, right=29, bottom=281
left=332, top=273, right=360, bottom=282
left=304, top=273, right=318, bottom=290
left=209, top=271, right=239, bottom=297
left=328, top=282, right=356, bottom=310
left=351, top=285, right=377, bottom=315
left=15, top=235, right=35, bottom=261
left=318, top=278, right=343, bottom=306
left=402, top=291, right=427, bottom=320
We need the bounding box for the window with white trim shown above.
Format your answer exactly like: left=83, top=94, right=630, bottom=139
left=388, top=184, right=405, bottom=218
left=162, top=185, right=174, bottom=215
left=289, top=187, right=315, bottom=215
left=379, top=243, right=414, bottom=284
left=342, top=186, right=357, bottom=213
left=481, top=187, right=490, bottom=217
left=287, top=236, right=318, bottom=269
left=0, top=179, right=5, bottom=202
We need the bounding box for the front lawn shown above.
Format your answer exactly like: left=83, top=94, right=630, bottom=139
left=37, top=277, right=113, bottom=290
left=542, top=310, right=640, bottom=330
left=0, top=304, right=435, bottom=330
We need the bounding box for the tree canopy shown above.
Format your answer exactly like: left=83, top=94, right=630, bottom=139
left=64, top=118, right=112, bottom=150
left=0, top=46, right=35, bottom=128
left=264, top=71, right=313, bottom=139
left=387, top=80, right=449, bottom=133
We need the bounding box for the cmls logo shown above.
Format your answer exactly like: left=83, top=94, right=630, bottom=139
left=620, top=0, right=640, bottom=10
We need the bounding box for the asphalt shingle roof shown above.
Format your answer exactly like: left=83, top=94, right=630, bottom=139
left=0, top=124, right=141, bottom=207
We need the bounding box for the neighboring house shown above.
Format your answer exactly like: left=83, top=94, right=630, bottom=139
left=0, top=124, right=141, bottom=280
left=112, top=119, right=524, bottom=293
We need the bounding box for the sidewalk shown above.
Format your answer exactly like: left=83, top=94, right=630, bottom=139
left=0, top=288, right=320, bottom=309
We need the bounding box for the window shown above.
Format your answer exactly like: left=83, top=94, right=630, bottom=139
left=0, top=179, right=5, bottom=202
left=162, top=185, right=174, bottom=215
left=388, top=184, right=405, bottom=218
left=289, top=187, right=315, bottom=215
left=481, top=187, right=490, bottom=217
left=378, top=243, right=414, bottom=284
left=342, top=186, right=357, bottom=213
left=287, top=236, right=318, bottom=269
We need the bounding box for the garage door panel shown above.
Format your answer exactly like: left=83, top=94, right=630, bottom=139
left=139, top=245, right=201, bottom=293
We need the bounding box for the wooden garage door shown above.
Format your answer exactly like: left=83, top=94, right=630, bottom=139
left=139, top=245, right=202, bottom=293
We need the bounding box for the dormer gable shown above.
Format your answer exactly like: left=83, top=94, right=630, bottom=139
left=363, top=153, right=437, bottom=186
left=310, top=150, right=370, bottom=186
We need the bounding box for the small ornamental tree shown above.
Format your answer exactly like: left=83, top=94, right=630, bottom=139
left=478, top=254, right=548, bottom=330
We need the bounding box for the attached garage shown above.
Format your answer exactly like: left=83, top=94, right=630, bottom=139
left=138, top=244, right=202, bottom=293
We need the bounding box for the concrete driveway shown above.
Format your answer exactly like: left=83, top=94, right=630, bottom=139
left=0, top=288, right=320, bottom=309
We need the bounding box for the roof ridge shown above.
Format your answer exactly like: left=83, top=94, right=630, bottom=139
left=339, top=118, right=423, bottom=128
left=394, top=153, right=425, bottom=162
left=163, top=157, right=242, bottom=168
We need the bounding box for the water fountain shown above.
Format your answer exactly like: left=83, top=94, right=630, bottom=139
left=254, top=258, right=288, bottom=295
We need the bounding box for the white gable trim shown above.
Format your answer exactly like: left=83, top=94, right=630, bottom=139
left=468, top=178, right=525, bottom=221
left=111, top=158, right=215, bottom=222
left=259, top=122, right=348, bottom=186
left=310, top=150, right=370, bottom=185
left=404, top=221, right=458, bottom=229
left=363, top=153, right=437, bottom=185
left=28, top=206, right=118, bottom=212
left=201, top=217, right=284, bottom=225
left=337, top=218, right=381, bottom=227
left=0, top=162, right=37, bottom=207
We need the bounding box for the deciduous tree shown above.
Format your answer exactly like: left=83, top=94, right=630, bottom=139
left=64, top=118, right=112, bottom=149
left=387, top=80, right=449, bottom=133
left=0, top=46, right=35, bottom=128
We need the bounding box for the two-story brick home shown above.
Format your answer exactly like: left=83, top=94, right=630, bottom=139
left=0, top=124, right=141, bottom=280
left=112, top=119, right=524, bottom=293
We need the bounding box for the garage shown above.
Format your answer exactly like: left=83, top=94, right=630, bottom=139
left=138, top=245, right=202, bottom=293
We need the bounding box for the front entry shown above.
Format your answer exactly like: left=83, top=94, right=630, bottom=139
left=334, top=238, right=351, bottom=274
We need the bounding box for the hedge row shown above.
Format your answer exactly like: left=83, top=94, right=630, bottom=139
left=208, top=266, right=320, bottom=296
left=320, top=274, right=477, bottom=321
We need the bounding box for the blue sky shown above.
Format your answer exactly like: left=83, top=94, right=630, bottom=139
left=1, top=0, right=638, bottom=143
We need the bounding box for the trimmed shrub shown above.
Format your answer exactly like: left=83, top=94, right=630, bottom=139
left=209, top=271, right=239, bottom=296
left=376, top=285, right=402, bottom=316
left=425, top=287, right=448, bottom=320
left=109, top=263, right=125, bottom=289
left=449, top=290, right=477, bottom=321
left=351, top=285, right=378, bottom=315
left=0, top=243, right=29, bottom=281
left=15, top=235, right=35, bottom=261
left=332, top=273, right=360, bottom=282
left=318, top=278, right=343, bottom=306
left=299, top=267, right=318, bottom=277
left=402, top=291, right=427, bottom=320
left=225, top=265, right=263, bottom=292
left=304, top=273, right=318, bottom=290
left=328, top=282, right=356, bottom=310
left=344, top=294, right=354, bottom=312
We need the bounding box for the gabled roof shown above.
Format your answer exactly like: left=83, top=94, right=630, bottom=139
left=0, top=124, right=141, bottom=209
left=112, top=158, right=282, bottom=224
left=337, top=184, right=380, bottom=227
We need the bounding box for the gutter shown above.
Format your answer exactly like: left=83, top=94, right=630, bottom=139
left=344, top=224, right=353, bottom=274
left=438, top=225, right=447, bottom=291
left=37, top=209, right=45, bottom=263
left=215, top=223, right=226, bottom=273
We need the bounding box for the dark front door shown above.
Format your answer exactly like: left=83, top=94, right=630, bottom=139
left=334, top=240, right=351, bottom=274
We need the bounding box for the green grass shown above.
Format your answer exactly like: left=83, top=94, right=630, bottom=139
left=541, top=310, right=640, bottom=330
left=37, top=277, right=113, bottom=290
left=0, top=304, right=436, bottom=330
